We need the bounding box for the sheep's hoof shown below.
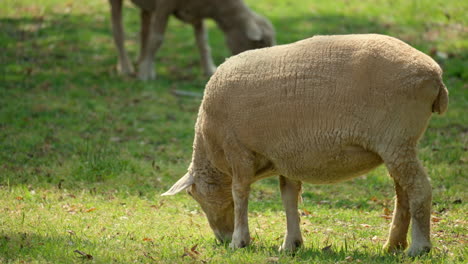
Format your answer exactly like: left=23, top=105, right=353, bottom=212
left=229, top=240, right=248, bottom=249
left=117, top=63, right=135, bottom=77
left=137, top=70, right=156, bottom=81
left=383, top=241, right=408, bottom=253
left=137, top=62, right=156, bottom=81
left=279, top=239, right=302, bottom=252
left=406, top=245, right=431, bottom=257
left=229, top=231, right=250, bottom=249
left=229, top=235, right=250, bottom=249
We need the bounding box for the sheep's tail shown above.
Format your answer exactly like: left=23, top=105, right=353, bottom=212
left=432, top=81, right=448, bottom=115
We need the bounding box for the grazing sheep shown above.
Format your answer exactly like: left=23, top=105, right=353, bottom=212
left=162, top=34, right=448, bottom=256
left=108, top=0, right=275, bottom=80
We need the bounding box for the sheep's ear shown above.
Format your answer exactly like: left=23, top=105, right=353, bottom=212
left=245, top=19, right=262, bottom=41
left=161, top=172, right=194, bottom=196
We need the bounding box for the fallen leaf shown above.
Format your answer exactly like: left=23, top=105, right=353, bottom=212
left=301, top=208, right=312, bottom=216
left=74, top=250, right=93, bottom=260
left=150, top=201, right=165, bottom=209
left=383, top=207, right=391, bottom=216
left=380, top=215, right=392, bottom=220
left=85, top=207, right=96, bottom=213
left=15, top=196, right=23, bottom=200
left=321, top=244, right=333, bottom=253
left=266, top=256, right=280, bottom=263
left=345, top=256, right=354, bottom=262
left=143, top=238, right=153, bottom=242
left=438, top=207, right=448, bottom=213
left=182, top=245, right=200, bottom=260
left=190, top=244, right=200, bottom=255
left=143, top=252, right=155, bottom=260
left=432, top=216, right=442, bottom=223
left=360, top=224, right=371, bottom=228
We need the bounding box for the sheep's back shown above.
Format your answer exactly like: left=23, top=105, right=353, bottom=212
left=200, top=34, right=442, bottom=161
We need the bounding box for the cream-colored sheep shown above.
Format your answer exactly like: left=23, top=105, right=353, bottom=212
left=109, top=0, right=275, bottom=80
left=163, top=34, right=449, bottom=256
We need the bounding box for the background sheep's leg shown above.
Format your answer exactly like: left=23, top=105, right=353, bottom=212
left=279, top=176, right=303, bottom=251
left=384, top=180, right=410, bottom=252
left=384, top=152, right=432, bottom=256
left=230, top=166, right=252, bottom=249
left=109, top=0, right=134, bottom=75
left=138, top=9, right=151, bottom=65
left=193, top=21, right=217, bottom=77
left=137, top=9, right=169, bottom=80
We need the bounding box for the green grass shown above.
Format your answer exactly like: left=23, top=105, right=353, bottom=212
left=0, top=0, right=467, bottom=263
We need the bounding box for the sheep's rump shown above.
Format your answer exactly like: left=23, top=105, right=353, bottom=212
left=200, top=34, right=445, bottom=182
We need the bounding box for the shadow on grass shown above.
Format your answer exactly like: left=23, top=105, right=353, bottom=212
left=0, top=11, right=402, bottom=89
left=1, top=15, right=139, bottom=91
left=278, top=247, right=403, bottom=263
left=0, top=232, right=119, bottom=263
left=0, top=231, right=410, bottom=263
left=217, top=241, right=409, bottom=263
left=3, top=9, right=465, bottom=86
left=0, top=11, right=209, bottom=89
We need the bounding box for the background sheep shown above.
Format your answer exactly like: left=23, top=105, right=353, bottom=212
left=163, top=34, right=449, bottom=256
left=109, top=0, right=275, bottom=80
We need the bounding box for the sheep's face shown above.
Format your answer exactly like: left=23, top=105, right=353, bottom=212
left=187, top=180, right=234, bottom=243
left=227, top=15, right=275, bottom=55
left=162, top=170, right=235, bottom=243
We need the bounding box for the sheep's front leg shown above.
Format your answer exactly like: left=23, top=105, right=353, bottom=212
left=384, top=152, right=432, bottom=256
left=230, top=167, right=252, bottom=249
left=137, top=9, right=151, bottom=65
left=384, top=180, right=410, bottom=252
left=137, top=9, right=170, bottom=81
left=109, top=0, right=134, bottom=76
left=193, top=21, right=217, bottom=76
left=279, top=176, right=303, bottom=251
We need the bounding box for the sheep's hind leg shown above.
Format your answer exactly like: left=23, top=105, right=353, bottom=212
left=383, top=180, right=410, bottom=252
left=109, top=0, right=134, bottom=76
left=193, top=21, right=217, bottom=77
left=383, top=150, right=432, bottom=256
left=137, top=9, right=170, bottom=80
left=279, top=176, right=303, bottom=251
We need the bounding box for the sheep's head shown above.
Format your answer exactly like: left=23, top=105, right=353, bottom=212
left=162, top=170, right=234, bottom=243
left=226, top=13, right=275, bottom=54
